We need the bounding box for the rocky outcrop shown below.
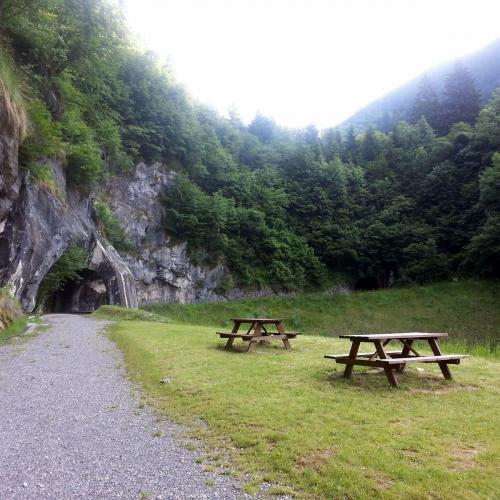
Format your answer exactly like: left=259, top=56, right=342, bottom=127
left=0, top=160, right=138, bottom=312
left=0, top=99, right=21, bottom=224
left=105, top=163, right=228, bottom=304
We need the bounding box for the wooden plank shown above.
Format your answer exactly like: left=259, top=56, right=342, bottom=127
left=324, top=350, right=403, bottom=359
left=217, top=333, right=298, bottom=340
left=339, top=332, right=448, bottom=341
left=377, top=355, right=468, bottom=364
left=334, top=358, right=388, bottom=367
left=230, top=318, right=284, bottom=323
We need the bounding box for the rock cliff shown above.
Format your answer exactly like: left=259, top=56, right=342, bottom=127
left=0, top=159, right=138, bottom=312
left=104, top=163, right=228, bottom=305
left=0, top=133, right=230, bottom=311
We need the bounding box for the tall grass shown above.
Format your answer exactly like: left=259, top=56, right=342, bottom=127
left=0, top=289, right=27, bottom=341
left=0, top=45, right=28, bottom=140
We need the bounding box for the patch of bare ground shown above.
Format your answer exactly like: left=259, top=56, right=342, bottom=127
left=296, top=448, right=336, bottom=471
left=373, top=476, right=394, bottom=490
left=449, top=445, right=484, bottom=472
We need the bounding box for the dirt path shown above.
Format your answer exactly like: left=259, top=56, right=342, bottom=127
left=0, top=314, right=246, bottom=499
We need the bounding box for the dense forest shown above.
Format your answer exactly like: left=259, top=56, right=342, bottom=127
left=1, top=0, right=499, bottom=292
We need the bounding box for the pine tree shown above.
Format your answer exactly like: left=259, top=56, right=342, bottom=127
left=321, top=128, right=344, bottom=161
left=410, top=75, right=442, bottom=131
left=442, top=63, right=481, bottom=131
left=344, top=126, right=358, bottom=162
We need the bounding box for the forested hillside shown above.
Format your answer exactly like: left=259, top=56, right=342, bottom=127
left=1, top=0, right=499, bottom=294
left=339, top=37, right=500, bottom=132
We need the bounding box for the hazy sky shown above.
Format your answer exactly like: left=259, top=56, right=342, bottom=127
left=124, top=0, right=500, bottom=129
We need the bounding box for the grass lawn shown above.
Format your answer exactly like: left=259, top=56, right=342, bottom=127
left=143, top=280, right=500, bottom=355
left=106, top=281, right=500, bottom=498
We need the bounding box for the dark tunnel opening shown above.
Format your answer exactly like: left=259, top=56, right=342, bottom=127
left=47, top=269, right=109, bottom=313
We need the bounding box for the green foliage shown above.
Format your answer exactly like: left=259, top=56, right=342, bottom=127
left=20, top=99, right=62, bottom=165
left=1, top=0, right=500, bottom=290
left=36, top=245, right=87, bottom=310
left=164, top=175, right=325, bottom=290
left=0, top=45, right=28, bottom=139
left=94, top=201, right=134, bottom=254
left=0, top=289, right=26, bottom=341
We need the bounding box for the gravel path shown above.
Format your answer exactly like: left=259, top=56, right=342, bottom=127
left=0, top=314, right=247, bottom=499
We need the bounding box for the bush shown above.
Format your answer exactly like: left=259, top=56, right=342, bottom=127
left=20, top=99, right=62, bottom=165
left=61, top=108, right=103, bottom=192
left=94, top=201, right=134, bottom=254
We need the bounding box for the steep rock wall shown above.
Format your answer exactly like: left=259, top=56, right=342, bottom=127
left=105, top=163, right=228, bottom=304
left=0, top=160, right=138, bottom=312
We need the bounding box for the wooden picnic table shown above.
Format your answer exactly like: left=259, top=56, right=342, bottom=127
left=325, top=332, right=469, bottom=388
left=217, top=318, right=300, bottom=352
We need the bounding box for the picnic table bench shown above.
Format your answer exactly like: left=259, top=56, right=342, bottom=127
left=325, top=332, right=468, bottom=387
left=217, top=318, right=300, bottom=352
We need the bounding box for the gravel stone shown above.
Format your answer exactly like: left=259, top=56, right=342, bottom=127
left=0, top=314, right=250, bottom=499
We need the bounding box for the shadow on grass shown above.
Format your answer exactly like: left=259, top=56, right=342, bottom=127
left=213, top=340, right=294, bottom=354
left=323, top=366, right=479, bottom=392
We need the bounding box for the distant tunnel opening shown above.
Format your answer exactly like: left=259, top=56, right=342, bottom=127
left=47, top=269, right=109, bottom=313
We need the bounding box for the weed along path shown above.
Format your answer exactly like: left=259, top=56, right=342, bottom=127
left=0, top=314, right=246, bottom=499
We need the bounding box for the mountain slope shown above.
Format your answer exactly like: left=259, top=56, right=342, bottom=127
left=339, top=37, right=500, bottom=132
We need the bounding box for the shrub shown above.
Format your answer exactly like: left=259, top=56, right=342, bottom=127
left=94, top=201, right=134, bottom=254
left=20, top=99, right=62, bottom=165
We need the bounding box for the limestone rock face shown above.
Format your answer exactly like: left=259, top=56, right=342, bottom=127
left=0, top=113, right=234, bottom=312
left=0, top=160, right=138, bottom=312
left=105, top=163, right=227, bottom=304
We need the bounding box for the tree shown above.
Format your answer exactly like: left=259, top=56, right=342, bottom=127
left=410, top=75, right=442, bottom=131
left=442, top=63, right=481, bottom=131
left=248, top=113, right=277, bottom=144
left=321, top=128, right=344, bottom=161
left=344, top=126, right=358, bottom=162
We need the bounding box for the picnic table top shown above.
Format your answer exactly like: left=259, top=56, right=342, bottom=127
left=339, top=332, right=448, bottom=341
left=230, top=318, right=284, bottom=323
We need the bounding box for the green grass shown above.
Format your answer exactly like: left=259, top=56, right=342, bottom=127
left=108, top=280, right=500, bottom=498
left=92, top=305, right=168, bottom=323
left=0, top=315, right=28, bottom=342
left=0, top=289, right=27, bottom=342
left=144, top=280, right=500, bottom=355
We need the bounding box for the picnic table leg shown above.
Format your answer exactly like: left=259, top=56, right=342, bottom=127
left=428, top=338, right=453, bottom=380
left=247, top=323, right=262, bottom=352
left=225, top=321, right=241, bottom=349
left=343, top=340, right=360, bottom=378
left=375, top=340, right=399, bottom=388
left=397, top=339, right=414, bottom=372
left=276, top=321, right=291, bottom=350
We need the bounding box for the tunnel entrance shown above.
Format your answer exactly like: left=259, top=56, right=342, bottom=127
left=47, top=269, right=109, bottom=313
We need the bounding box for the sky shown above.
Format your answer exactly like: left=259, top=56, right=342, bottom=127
left=124, top=0, right=500, bottom=129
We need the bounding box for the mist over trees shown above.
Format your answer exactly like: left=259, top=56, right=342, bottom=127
left=1, top=0, right=499, bottom=290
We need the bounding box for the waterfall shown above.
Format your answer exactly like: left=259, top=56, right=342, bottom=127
left=93, top=237, right=139, bottom=309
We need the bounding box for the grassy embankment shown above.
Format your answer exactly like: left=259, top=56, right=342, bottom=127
left=0, top=289, right=27, bottom=342
left=102, top=280, right=500, bottom=498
